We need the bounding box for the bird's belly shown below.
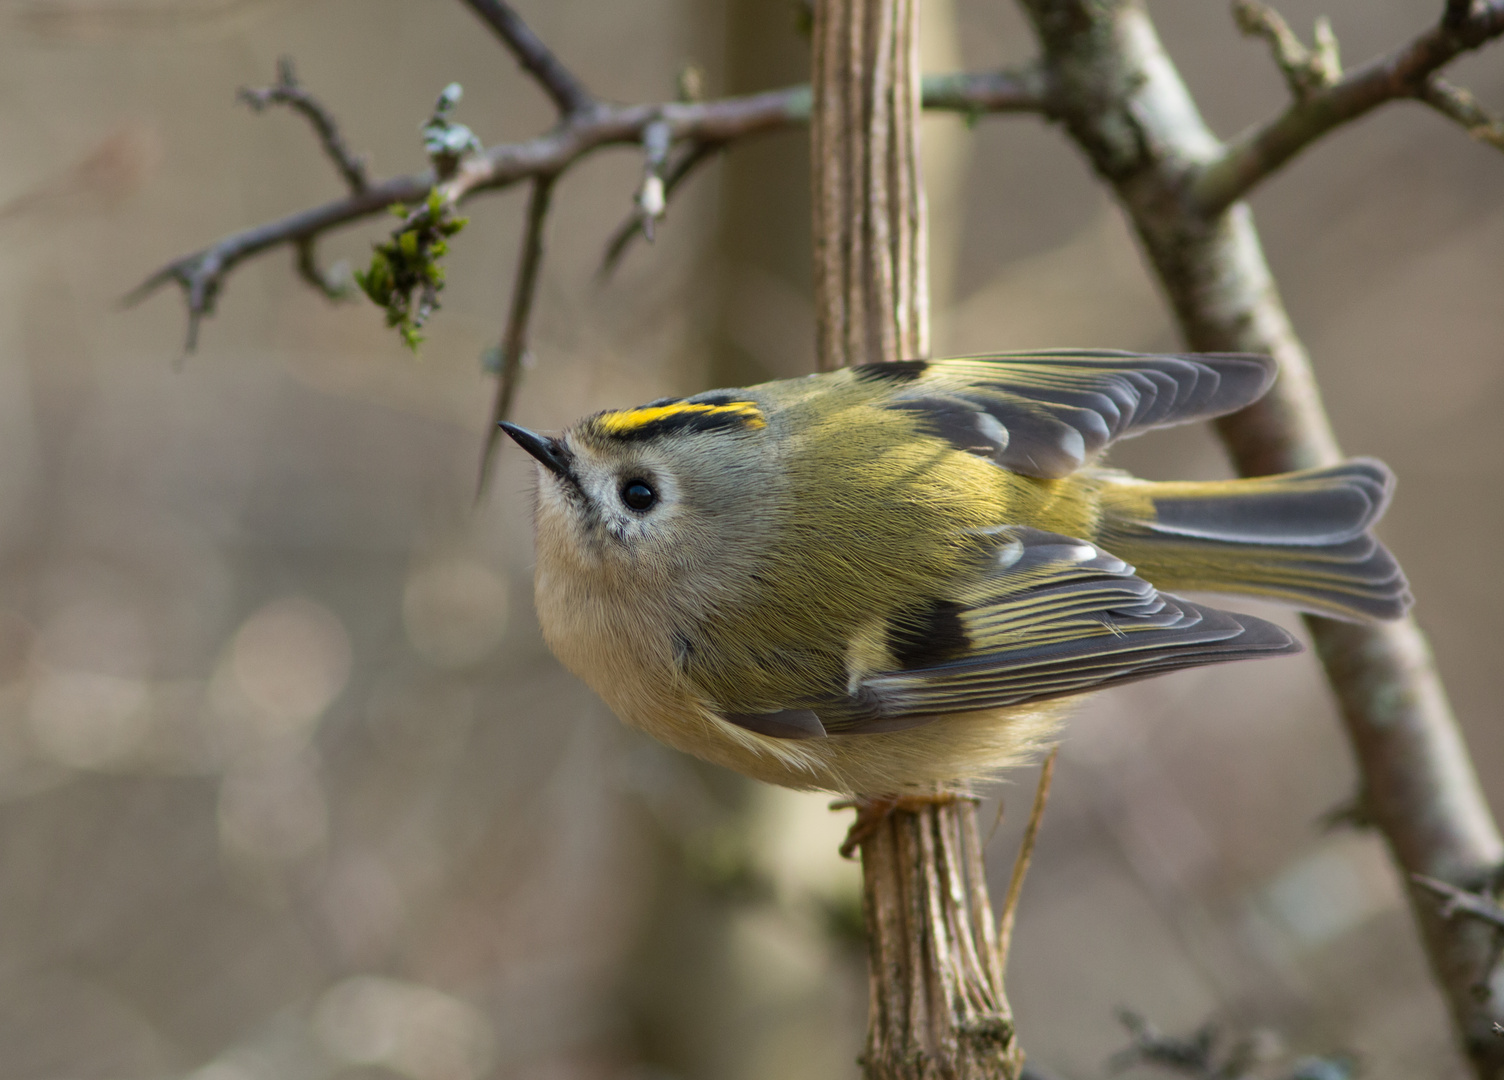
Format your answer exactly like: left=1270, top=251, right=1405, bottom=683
left=535, top=566, right=1071, bottom=793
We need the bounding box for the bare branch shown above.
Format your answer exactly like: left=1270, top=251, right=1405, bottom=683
left=918, top=64, right=1055, bottom=116
left=599, top=137, right=725, bottom=278
left=1018, top=0, right=1504, bottom=1070
left=1232, top=1, right=1341, bottom=101
left=125, top=177, right=420, bottom=352
left=1194, top=0, right=1504, bottom=216
left=238, top=56, right=369, bottom=193
left=127, top=71, right=1048, bottom=351
left=478, top=176, right=555, bottom=497
left=457, top=0, right=594, bottom=116
left=1414, top=875, right=1504, bottom=932
left=1418, top=77, right=1504, bottom=149
left=1107, top=1012, right=1345, bottom=1080
left=996, top=747, right=1056, bottom=975
left=1108, top=1011, right=1218, bottom=1077
left=596, top=64, right=1052, bottom=277
left=293, top=237, right=351, bottom=300
left=1446, top=0, right=1478, bottom=30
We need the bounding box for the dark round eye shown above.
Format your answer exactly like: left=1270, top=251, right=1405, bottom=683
left=620, top=478, right=657, bottom=511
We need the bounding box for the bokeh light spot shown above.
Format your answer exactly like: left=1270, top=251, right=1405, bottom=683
left=231, top=597, right=352, bottom=726
left=312, top=975, right=494, bottom=1080
left=402, top=559, right=509, bottom=669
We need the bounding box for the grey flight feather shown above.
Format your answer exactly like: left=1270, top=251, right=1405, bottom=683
left=885, top=351, right=1277, bottom=479
left=804, top=527, right=1300, bottom=737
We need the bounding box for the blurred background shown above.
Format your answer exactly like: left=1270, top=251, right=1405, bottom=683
left=0, top=0, right=1500, bottom=1076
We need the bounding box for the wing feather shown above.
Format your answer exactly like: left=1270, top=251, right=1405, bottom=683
left=878, top=351, right=1276, bottom=478
left=810, top=527, right=1299, bottom=735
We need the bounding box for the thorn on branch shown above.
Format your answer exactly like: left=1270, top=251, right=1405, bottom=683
left=1418, top=77, right=1504, bottom=150
left=478, top=175, right=556, bottom=497
left=122, top=249, right=224, bottom=355
left=1233, top=0, right=1342, bottom=100
left=238, top=56, right=369, bottom=193
left=1412, top=873, right=1504, bottom=931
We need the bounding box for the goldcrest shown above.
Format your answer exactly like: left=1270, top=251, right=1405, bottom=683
left=501, top=352, right=1408, bottom=795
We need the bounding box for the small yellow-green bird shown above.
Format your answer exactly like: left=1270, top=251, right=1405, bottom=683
left=501, top=352, right=1408, bottom=795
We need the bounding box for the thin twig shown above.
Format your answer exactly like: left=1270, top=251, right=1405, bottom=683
left=457, top=0, right=594, bottom=116
left=1193, top=0, right=1504, bottom=216
left=1108, top=1010, right=1218, bottom=1077
left=1232, top=0, right=1341, bottom=101
left=238, top=56, right=369, bottom=193
left=1413, top=874, right=1504, bottom=932
left=478, top=175, right=555, bottom=498
left=127, top=70, right=1048, bottom=352
left=294, top=237, right=351, bottom=300
left=996, top=747, right=1057, bottom=975
left=599, top=138, right=725, bottom=278
left=1417, top=77, right=1504, bottom=149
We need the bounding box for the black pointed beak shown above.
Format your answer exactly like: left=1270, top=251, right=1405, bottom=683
left=499, top=422, right=574, bottom=482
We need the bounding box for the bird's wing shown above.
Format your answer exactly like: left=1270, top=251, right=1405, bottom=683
left=803, top=527, right=1299, bottom=736
left=855, top=350, right=1275, bottom=479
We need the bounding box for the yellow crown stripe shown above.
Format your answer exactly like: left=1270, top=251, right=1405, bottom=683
left=594, top=400, right=766, bottom=435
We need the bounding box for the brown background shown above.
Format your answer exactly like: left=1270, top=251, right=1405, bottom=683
left=0, top=0, right=1500, bottom=1077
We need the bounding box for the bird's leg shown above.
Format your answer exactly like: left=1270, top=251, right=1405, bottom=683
left=832, top=791, right=976, bottom=859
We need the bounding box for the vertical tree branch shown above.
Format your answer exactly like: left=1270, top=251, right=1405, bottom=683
left=813, top=0, right=1023, bottom=1075
left=1018, top=1, right=1504, bottom=1072
left=479, top=175, right=555, bottom=495
left=812, top=0, right=928, bottom=371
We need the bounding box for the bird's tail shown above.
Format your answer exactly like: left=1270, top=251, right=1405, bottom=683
left=1094, top=459, right=1411, bottom=622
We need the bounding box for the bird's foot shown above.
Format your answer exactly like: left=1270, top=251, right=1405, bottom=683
left=832, top=791, right=975, bottom=859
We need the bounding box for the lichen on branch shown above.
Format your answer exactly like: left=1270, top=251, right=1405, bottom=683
left=354, top=190, right=468, bottom=352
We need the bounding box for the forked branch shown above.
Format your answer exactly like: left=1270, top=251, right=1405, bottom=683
left=127, top=71, right=1048, bottom=353
left=1414, top=874, right=1504, bottom=933
left=238, top=56, right=369, bottom=193
left=1015, top=0, right=1504, bottom=1070
left=1194, top=0, right=1504, bottom=216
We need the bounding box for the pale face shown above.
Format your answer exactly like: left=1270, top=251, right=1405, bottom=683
left=532, top=434, right=691, bottom=563
left=506, top=402, right=785, bottom=623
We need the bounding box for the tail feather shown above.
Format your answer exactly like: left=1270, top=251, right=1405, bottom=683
left=1096, top=460, right=1411, bottom=622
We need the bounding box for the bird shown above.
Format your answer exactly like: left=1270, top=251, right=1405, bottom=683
left=499, top=351, right=1409, bottom=796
